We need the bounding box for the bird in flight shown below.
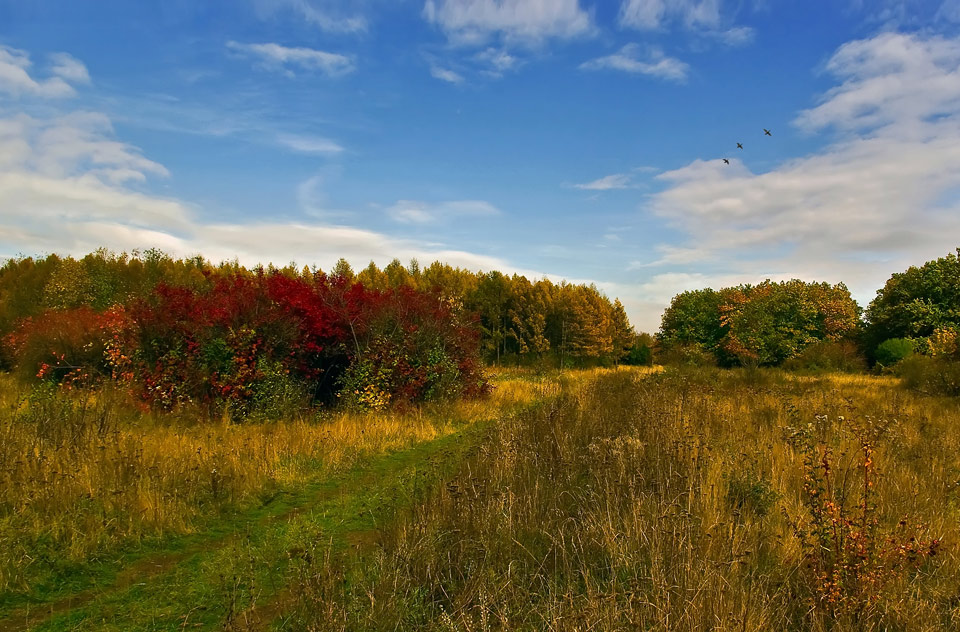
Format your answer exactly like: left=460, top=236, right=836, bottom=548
left=737, top=143, right=743, bottom=149
left=722, top=158, right=730, bottom=165
left=764, top=128, right=772, bottom=136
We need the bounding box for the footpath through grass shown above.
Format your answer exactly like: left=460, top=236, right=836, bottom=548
left=6, top=423, right=485, bottom=631
left=0, top=368, right=571, bottom=631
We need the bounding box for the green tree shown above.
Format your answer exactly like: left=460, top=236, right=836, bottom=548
left=384, top=259, right=412, bottom=289
left=657, top=288, right=725, bottom=357
left=865, top=248, right=960, bottom=354
left=659, top=281, right=860, bottom=367
left=610, top=299, right=635, bottom=364
left=331, top=258, right=355, bottom=283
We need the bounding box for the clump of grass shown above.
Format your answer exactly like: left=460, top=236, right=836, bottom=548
left=726, top=468, right=779, bottom=518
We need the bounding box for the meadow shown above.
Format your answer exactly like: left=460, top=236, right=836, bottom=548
left=0, top=368, right=552, bottom=630
left=1, top=366, right=957, bottom=630
left=289, top=367, right=959, bottom=631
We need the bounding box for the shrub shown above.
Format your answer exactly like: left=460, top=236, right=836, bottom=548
left=624, top=339, right=653, bottom=366
left=788, top=414, right=940, bottom=621
left=658, top=343, right=716, bottom=368
left=3, top=307, right=129, bottom=386
left=897, top=355, right=960, bottom=396
left=874, top=338, right=915, bottom=368
left=725, top=470, right=779, bottom=518
left=4, top=270, right=488, bottom=417
left=782, top=339, right=866, bottom=373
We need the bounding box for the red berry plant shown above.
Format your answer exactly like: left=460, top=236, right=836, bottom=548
left=787, top=414, right=941, bottom=623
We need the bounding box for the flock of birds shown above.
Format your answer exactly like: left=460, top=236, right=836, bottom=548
left=722, top=128, right=772, bottom=164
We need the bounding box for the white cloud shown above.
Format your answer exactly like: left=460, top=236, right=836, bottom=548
left=430, top=65, right=465, bottom=84
left=2, top=112, right=169, bottom=183
left=250, top=0, right=367, bottom=33
left=711, top=25, right=754, bottom=46
left=386, top=199, right=500, bottom=223
left=620, top=0, right=720, bottom=29
left=574, top=173, right=634, bottom=190
left=423, top=0, right=593, bottom=45
left=641, top=31, right=960, bottom=315
left=49, top=53, right=91, bottom=84
left=474, top=47, right=521, bottom=77
left=0, top=111, right=190, bottom=240
left=795, top=32, right=960, bottom=133
left=619, top=0, right=753, bottom=46
left=226, top=41, right=354, bottom=77
left=476, top=47, right=518, bottom=72
left=580, top=44, right=689, bottom=82
left=0, top=45, right=83, bottom=99
left=0, top=108, right=525, bottom=283
left=277, top=133, right=344, bottom=154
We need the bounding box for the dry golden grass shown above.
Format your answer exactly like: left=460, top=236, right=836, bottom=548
left=0, top=368, right=559, bottom=595
left=291, top=367, right=960, bottom=631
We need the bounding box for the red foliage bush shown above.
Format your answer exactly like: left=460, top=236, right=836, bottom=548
left=3, top=306, right=129, bottom=387
left=5, top=270, right=488, bottom=415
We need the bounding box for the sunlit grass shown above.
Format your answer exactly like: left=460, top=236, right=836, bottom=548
left=0, top=368, right=565, bottom=596
left=290, top=367, right=960, bottom=631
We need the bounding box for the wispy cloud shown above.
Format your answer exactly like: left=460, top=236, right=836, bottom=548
left=49, top=52, right=91, bottom=84
left=250, top=0, right=367, bottom=33
left=642, top=31, right=960, bottom=309
left=423, top=0, right=594, bottom=45
left=277, top=133, right=344, bottom=154
left=474, top=47, right=520, bottom=77
left=0, top=46, right=87, bottom=99
left=619, top=0, right=754, bottom=46
left=621, top=0, right=721, bottom=30
left=226, top=41, right=355, bottom=77
left=430, top=65, right=465, bottom=84
left=386, top=199, right=500, bottom=223
left=580, top=44, right=689, bottom=82
left=0, top=97, right=511, bottom=279
left=0, top=49, right=520, bottom=283
left=574, top=173, right=635, bottom=190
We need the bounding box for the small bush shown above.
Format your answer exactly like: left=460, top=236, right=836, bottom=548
left=875, top=338, right=915, bottom=368
left=725, top=470, right=779, bottom=517
left=624, top=341, right=653, bottom=366
left=658, top=343, right=716, bottom=368
left=783, top=340, right=866, bottom=373
left=897, top=354, right=960, bottom=396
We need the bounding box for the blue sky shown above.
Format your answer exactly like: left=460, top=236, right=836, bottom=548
left=2, top=0, right=960, bottom=330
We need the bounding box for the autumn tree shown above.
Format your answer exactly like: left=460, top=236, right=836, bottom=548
left=507, top=276, right=551, bottom=364
left=610, top=299, right=635, bottom=363
left=660, top=281, right=860, bottom=366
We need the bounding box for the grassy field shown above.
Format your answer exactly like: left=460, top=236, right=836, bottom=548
left=0, top=368, right=563, bottom=630
left=289, top=368, right=960, bottom=631
left=1, top=366, right=959, bottom=630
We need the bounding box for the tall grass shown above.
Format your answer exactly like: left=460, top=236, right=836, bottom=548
left=290, top=367, right=960, bottom=631
left=0, top=370, right=540, bottom=596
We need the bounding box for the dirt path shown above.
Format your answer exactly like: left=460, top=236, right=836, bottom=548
left=0, top=421, right=490, bottom=632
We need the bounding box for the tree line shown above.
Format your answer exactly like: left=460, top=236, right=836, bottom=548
left=0, top=249, right=642, bottom=369
left=0, top=250, right=645, bottom=416
left=656, top=248, right=960, bottom=380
